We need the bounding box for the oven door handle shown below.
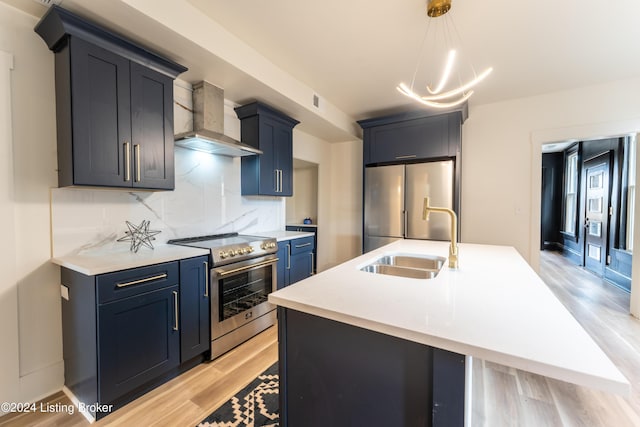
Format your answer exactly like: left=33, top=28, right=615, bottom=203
left=214, top=258, right=279, bottom=277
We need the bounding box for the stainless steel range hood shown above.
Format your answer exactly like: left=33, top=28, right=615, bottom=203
left=175, top=81, right=262, bottom=157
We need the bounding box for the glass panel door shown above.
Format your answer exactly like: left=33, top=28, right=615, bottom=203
left=218, top=263, right=273, bottom=322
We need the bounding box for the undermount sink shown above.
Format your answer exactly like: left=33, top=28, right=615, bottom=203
left=360, top=253, right=446, bottom=279
left=376, top=254, right=445, bottom=271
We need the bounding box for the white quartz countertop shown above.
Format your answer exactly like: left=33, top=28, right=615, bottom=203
left=253, top=230, right=315, bottom=242
left=52, top=244, right=209, bottom=276
left=269, top=239, right=629, bottom=395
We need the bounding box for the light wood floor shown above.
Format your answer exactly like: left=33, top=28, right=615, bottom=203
left=0, top=326, right=278, bottom=427
left=2, top=250, right=639, bottom=426
left=472, top=250, right=640, bottom=427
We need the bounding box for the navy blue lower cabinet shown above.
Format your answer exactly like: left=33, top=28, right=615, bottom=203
left=277, top=237, right=315, bottom=288
left=285, top=226, right=317, bottom=273
left=278, top=307, right=465, bottom=427
left=288, top=236, right=314, bottom=283
left=60, top=259, right=208, bottom=420
left=179, top=256, right=210, bottom=361
left=277, top=243, right=290, bottom=289
left=289, top=251, right=313, bottom=284
left=98, top=284, right=180, bottom=404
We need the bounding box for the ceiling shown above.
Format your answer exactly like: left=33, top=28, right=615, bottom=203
left=11, top=0, right=640, bottom=141
left=185, top=0, right=640, bottom=117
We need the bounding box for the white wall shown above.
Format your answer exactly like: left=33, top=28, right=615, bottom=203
left=329, top=140, right=363, bottom=267
left=286, top=165, right=318, bottom=224
left=461, top=76, right=640, bottom=316
left=0, top=3, right=63, bottom=410
left=291, top=130, right=362, bottom=270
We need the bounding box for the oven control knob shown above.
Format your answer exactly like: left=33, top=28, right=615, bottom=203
left=219, top=250, right=228, bottom=259
left=270, top=242, right=276, bottom=249
left=247, top=246, right=254, bottom=253
left=230, top=250, right=238, bottom=256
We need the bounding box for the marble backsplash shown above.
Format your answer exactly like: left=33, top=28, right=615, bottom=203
left=51, top=147, right=284, bottom=257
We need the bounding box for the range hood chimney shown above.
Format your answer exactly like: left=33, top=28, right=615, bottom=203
left=175, top=81, right=262, bottom=157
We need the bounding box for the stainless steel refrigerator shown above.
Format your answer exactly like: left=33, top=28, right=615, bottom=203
left=364, top=160, right=455, bottom=252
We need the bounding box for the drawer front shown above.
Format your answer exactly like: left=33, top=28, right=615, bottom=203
left=289, top=236, right=315, bottom=255
left=97, top=262, right=179, bottom=304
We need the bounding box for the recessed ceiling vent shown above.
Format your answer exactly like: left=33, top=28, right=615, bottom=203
left=33, top=0, right=63, bottom=7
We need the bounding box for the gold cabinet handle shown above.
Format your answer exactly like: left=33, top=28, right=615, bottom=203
left=116, top=273, right=167, bottom=288
left=310, top=252, right=314, bottom=275
left=295, top=242, right=312, bottom=248
left=395, top=154, right=417, bottom=159
left=134, top=144, right=141, bottom=182
left=124, top=141, right=131, bottom=182
left=173, top=290, right=179, bottom=331
left=204, top=261, right=209, bottom=297
left=287, top=243, right=291, bottom=270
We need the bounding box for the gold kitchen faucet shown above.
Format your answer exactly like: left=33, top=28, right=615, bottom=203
left=422, top=197, right=459, bottom=269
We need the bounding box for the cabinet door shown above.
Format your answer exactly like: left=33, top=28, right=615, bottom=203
left=366, top=115, right=449, bottom=165
left=179, top=256, right=210, bottom=362
left=277, top=243, right=290, bottom=289
left=274, top=124, right=293, bottom=196
left=257, top=118, right=279, bottom=195
left=98, top=285, right=180, bottom=404
left=289, top=251, right=313, bottom=284
left=130, top=62, right=175, bottom=190
left=70, top=38, right=131, bottom=187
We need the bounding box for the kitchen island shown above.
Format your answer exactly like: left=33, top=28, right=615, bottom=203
left=268, top=239, right=629, bottom=426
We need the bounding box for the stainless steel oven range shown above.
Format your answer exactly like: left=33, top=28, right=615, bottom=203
left=168, top=233, right=278, bottom=359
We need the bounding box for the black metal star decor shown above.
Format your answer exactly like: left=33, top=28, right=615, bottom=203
left=117, top=220, right=162, bottom=253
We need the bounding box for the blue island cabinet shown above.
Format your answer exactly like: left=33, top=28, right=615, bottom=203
left=60, top=257, right=210, bottom=421
left=277, top=308, right=466, bottom=427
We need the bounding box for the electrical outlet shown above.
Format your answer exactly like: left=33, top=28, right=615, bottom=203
left=60, top=284, right=69, bottom=300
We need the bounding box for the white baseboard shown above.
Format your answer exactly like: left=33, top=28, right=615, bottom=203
left=62, top=386, right=95, bottom=424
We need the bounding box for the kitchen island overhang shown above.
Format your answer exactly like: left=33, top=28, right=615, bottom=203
left=269, top=239, right=629, bottom=425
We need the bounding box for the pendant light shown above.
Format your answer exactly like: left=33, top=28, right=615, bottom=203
left=397, top=0, right=493, bottom=109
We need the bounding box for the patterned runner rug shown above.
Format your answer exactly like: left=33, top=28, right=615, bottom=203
left=197, top=363, right=279, bottom=427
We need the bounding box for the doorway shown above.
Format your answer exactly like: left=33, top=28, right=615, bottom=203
left=540, top=137, right=633, bottom=292
left=583, top=153, right=612, bottom=276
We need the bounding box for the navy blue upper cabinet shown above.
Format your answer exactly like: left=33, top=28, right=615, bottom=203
left=358, top=107, right=467, bottom=166
left=235, top=102, right=299, bottom=196
left=35, top=6, right=186, bottom=190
